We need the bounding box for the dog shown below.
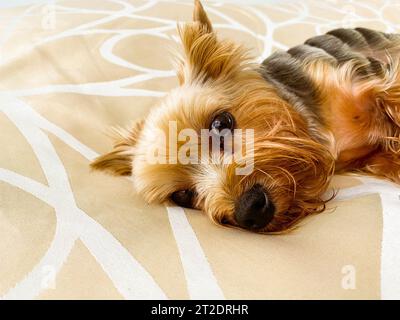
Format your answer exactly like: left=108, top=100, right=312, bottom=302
left=91, top=0, right=400, bottom=233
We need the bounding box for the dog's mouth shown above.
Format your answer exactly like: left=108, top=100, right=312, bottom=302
left=234, top=184, right=275, bottom=231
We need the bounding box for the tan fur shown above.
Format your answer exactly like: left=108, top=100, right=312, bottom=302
left=90, top=119, right=144, bottom=176
left=303, top=56, right=400, bottom=180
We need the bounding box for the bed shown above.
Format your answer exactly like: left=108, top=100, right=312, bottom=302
left=0, top=0, right=399, bottom=299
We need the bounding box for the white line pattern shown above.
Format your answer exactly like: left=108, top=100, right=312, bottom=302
left=167, top=206, right=225, bottom=299
left=0, top=97, right=166, bottom=300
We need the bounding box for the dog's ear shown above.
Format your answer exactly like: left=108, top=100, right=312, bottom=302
left=176, top=0, right=250, bottom=84
left=193, top=0, right=212, bottom=33
left=90, top=119, right=144, bottom=176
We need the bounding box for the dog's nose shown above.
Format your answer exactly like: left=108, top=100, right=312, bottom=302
left=235, top=184, right=275, bottom=230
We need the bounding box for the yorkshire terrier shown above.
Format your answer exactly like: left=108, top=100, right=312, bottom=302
left=91, top=0, right=400, bottom=233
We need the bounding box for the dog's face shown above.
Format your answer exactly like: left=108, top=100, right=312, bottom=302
left=92, top=0, right=335, bottom=233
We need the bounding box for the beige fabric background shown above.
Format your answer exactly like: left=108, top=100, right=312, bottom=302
left=0, top=0, right=400, bottom=300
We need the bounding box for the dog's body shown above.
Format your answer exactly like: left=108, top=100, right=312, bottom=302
left=261, top=28, right=400, bottom=178
left=91, top=1, right=400, bottom=233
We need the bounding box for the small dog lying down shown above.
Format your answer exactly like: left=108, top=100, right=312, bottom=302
left=91, top=0, right=400, bottom=233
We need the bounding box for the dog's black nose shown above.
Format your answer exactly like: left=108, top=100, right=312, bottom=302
left=235, top=184, right=275, bottom=230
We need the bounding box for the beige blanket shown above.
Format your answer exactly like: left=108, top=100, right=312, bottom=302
left=0, top=0, right=400, bottom=299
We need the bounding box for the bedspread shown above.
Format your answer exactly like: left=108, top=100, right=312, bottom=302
left=1, top=0, right=400, bottom=299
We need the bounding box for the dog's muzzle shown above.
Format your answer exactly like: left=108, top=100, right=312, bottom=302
left=234, top=184, right=275, bottom=230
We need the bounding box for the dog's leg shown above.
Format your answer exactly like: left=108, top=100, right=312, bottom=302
left=354, top=57, right=400, bottom=184
left=359, top=151, right=400, bottom=184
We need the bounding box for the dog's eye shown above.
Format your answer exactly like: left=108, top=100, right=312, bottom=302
left=170, top=189, right=195, bottom=208
left=210, top=111, right=235, bottom=133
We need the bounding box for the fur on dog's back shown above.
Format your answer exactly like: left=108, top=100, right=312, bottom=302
left=260, top=28, right=400, bottom=123
left=259, top=28, right=400, bottom=166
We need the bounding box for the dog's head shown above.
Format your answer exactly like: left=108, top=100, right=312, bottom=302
left=91, top=0, right=335, bottom=233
